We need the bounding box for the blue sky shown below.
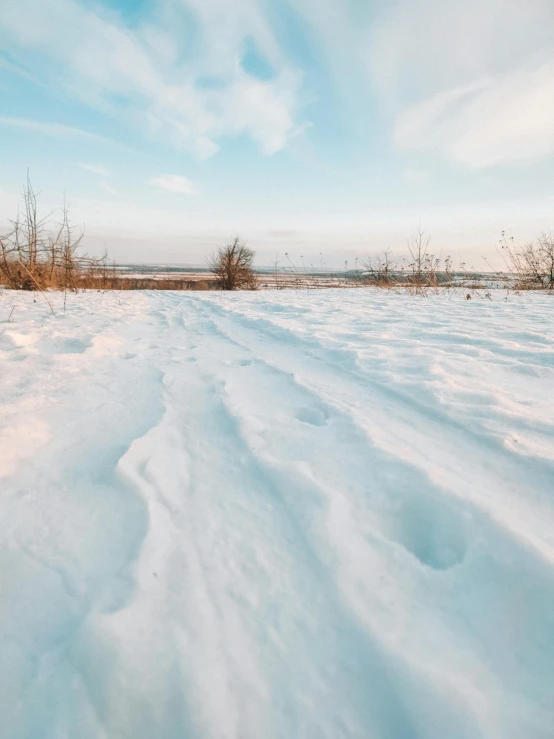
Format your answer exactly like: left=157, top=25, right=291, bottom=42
left=1, top=0, right=553, bottom=266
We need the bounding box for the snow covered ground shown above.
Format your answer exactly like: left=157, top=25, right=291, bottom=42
left=1, top=288, right=553, bottom=739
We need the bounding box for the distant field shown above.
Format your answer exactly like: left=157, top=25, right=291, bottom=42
left=115, top=263, right=513, bottom=290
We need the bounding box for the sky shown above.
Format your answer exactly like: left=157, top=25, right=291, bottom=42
left=1, top=0, right=553, bottom=267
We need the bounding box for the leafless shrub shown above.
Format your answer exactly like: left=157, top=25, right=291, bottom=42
left=363, top=249, right=399, bottom=286
left=405, top=229, right=449, bottom=293
left=208, top=237, right=257, bottom=290
left=499, top=232, right=554, bottom=290
left=0, top=174, right=108, bottom=295
left=361, top=233, right=457, bottom=295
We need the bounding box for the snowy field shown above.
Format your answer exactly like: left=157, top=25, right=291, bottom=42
left=1, top=288, right=553, bottom=739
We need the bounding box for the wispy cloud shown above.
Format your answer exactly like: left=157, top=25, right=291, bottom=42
left=150, top=175, right=197, bottom=195
left=100, top=181, right=118, bottom=196
left=79, top=163, right=110, bottom=176
left=0, top=55, right=42, bottom=85
left=395, top=61, right=554, bottom=167
left=368, top=0, right=553, bottom=102
left=0, top=0, right=305, bottom=158
left=0, top=115, right=110, bottom=142
left=369, top=0, right=554, bottom=167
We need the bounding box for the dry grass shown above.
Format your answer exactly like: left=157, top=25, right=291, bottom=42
left=77, top=275, right=218, bottom=290
left=361, top=232, right=457, bottom=294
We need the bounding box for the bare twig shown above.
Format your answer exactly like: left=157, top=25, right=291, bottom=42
left=16, top=259, right=55, bottom=315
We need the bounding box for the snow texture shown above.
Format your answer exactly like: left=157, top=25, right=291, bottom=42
left=1, top=288, right=553, bottom=739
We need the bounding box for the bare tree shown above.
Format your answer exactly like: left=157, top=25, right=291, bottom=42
left=209, top=237, right=257, bottom=290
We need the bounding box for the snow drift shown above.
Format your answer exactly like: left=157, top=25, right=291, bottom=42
left=1, top=289, right=553, bottom=739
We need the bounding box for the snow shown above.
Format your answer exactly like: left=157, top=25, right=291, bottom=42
left=1, top=288, right=553, bottom=739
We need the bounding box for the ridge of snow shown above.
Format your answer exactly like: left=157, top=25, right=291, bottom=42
left=1, top=289, right=553, bottom=738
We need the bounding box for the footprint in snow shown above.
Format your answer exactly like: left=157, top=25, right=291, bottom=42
left=295, top=406, right=329, bottom=427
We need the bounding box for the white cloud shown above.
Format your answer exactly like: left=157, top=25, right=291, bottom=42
left=0, top=116, right=110, bottom=142
left=150, top=175, right=197, bottom=195
left=366, top=0, right=554, bottom=168
left=0, top=0, right=304, bottom=158
left=395, top=61, right=554, bottom=168
left=79, top=163, right=110, bottom=176
left=368, top=0, right=554, bottom=103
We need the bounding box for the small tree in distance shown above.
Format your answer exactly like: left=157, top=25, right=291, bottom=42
left=209, top=237, right=257, bottom=290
